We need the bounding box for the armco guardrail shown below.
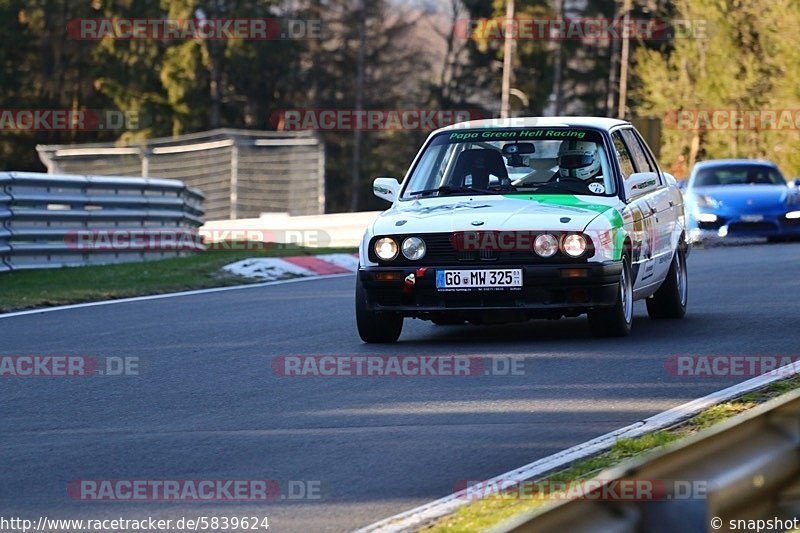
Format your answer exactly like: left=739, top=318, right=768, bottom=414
left=494, top=390, right=800, bottom=533
left=0, top=172, right=204, bottom=271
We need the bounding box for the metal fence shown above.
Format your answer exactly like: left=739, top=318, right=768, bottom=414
left=0, top=172, right=204, bottom=272
left=36, top=129, right=325, bottom=221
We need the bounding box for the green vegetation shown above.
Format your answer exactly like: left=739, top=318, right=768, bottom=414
left=20, top=1, right=800, bottom=209
left=424, top=374, right=800, bottom=532
left=0, top=247, right=355, bottom=312
left=635, top=0, right=800, bottom=177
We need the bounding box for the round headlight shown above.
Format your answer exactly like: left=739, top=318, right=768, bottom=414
left=401, top=237, right=427, bottom=260
left=562, top=234, right=588, bottom=257
left=374, top=237, right=399, bottom=261
left=534, top=234, right=559, bottom=258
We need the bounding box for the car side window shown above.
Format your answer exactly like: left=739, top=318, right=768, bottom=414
left=621, top=129, right=655, bottom=174
left=611, top=131, right=635, bottom=179
left=633, top=130, right=662, bottom=172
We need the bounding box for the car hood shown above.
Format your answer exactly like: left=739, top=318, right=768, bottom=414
left=372, top=194, right=621, bottom=235
left=690, top=185, right=789, bottom=209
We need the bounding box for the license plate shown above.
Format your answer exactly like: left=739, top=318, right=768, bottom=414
left=436, top=269, right=523, bottom=291
left=741, top=215, right=764, bottom=222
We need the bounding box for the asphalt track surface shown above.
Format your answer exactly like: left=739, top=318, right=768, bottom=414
left=2, top=242, right=799, bottom=532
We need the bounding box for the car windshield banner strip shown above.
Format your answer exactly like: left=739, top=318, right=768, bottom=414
left=436, top=129, right=600, bottom=144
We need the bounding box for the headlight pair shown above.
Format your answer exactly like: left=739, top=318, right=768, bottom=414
left=533, top=233, right=587, bottom=258
left=373, top=233, right=588, bottom=261
left=374, top=237, right=426, bottom=261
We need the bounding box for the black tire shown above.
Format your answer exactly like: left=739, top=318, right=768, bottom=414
left=355, top=279, right=403, bottom=343
left=646, top=247, right=688, bottom=320
left=588, top=255, right=633, bottom=337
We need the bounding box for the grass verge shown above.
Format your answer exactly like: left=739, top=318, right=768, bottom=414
left=0, top=247, right=356, bottom=312
left=423, top=373, right=800, bottom=532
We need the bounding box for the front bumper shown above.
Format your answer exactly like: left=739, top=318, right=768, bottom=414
left=689, top=213, right=800, bottom=242
left=359, top=262, right=622, bottom=317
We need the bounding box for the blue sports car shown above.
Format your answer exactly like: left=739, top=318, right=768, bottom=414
left=684, top=159, right=800, bottom=243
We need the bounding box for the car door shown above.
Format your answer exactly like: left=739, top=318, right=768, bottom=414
left=631, top=128, right=683, bottom=253
left=620, top=128, right=675, bottom=284
left=611, top=130, right=655, bottom=287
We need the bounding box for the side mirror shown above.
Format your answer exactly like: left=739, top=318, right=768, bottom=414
left=625, top=172, right=660, bottom=199
left=663, top=172, right=678, bottom=186
left=373, top=177, right=401, bottom=203
left=793, top=178, right=800, bottom=188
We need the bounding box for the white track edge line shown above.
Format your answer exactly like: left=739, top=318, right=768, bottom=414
left=355, top=363, right=800, bottom=533
left=0, top=273, right=354, bottom=320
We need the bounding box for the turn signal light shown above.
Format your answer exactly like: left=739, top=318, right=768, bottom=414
left=560, top=268, right=589, bottom=278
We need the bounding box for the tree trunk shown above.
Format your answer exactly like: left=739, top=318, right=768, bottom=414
left=350, top=0, right=367, bottom=212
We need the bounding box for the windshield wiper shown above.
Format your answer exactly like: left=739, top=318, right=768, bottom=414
left=408, top=185, right=508, bottom=197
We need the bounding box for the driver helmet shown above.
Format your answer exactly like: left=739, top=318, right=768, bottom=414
left=558, top=140, right=601, bottom=180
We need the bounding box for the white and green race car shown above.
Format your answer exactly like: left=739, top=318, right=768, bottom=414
left=356, top=117, right=689, bottom=342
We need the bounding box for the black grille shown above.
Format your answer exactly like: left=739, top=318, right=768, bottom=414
left=424, top=234, right=455, bottom=261
left=453, top=250, right=500, bottom=262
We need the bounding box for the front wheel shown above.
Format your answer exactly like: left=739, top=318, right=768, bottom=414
left=646, top=247, right=688, bottom=320
left=587, top=255, right=633, bottom=337
left=356, top=279, right=403, bottom=343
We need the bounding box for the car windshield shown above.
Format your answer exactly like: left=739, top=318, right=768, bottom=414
left=401, top=128, right=616, bottom=199
left=693, top=165, right=786, bottom=187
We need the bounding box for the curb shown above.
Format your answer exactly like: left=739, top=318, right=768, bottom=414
left=0, top=254, right=360, bottom=320
left=222, top=253, right=359, bottom=281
